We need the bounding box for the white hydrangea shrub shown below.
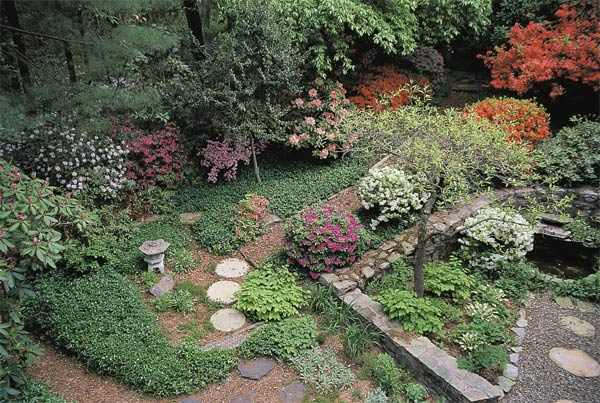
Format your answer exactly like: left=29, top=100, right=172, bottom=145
left=357, top=166, right=429, bottom=230
left=459, top=207, right=534, bottom=270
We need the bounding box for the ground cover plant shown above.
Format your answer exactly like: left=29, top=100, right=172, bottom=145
left=25, top=270, right=237, bottom=397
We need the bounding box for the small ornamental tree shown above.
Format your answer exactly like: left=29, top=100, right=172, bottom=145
left=345, top=106, right=534, bottom=297
left=0, top=161, right=95, bottom=399
left=481, top=3, right=600, bottom=98
left=463, top=97, right=551, bottom=146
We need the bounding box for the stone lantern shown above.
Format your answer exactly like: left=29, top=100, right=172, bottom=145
left=139, top=239, right=170, bottom=273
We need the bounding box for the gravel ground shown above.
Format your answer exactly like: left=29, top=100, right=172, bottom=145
left=502, top=293, right=600, bottom=403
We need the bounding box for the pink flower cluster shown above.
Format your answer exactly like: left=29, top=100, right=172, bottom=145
left=231, top=193, right=269, bottom=243
left=124, top=122, right=187, bottom=188
left=284, top=204, right=368, bottom=279
left=289, top=80, right=356, bottom=159
left=199, top=139, right=265, bottom=183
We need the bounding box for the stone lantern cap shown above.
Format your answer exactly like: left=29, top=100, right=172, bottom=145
left=139, top=239, right=170, bottom=256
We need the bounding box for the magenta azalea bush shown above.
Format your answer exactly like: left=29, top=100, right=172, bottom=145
left=284, top=205, right=369, bottom=278
left=289, top=80, right=356, bottom=159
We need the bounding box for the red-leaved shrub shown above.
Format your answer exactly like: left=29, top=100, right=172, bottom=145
left=284, top=205, right=369, bottom=279
left=350, top=66, right=429, bottom=111
left=232, top=193, right=269, bottom=243
left=463, top=97, right=551, bottom=145
left=481, top=3, right=600, bottom=98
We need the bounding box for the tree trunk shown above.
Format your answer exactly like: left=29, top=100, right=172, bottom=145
left=1, top=0, right=32, bottom=91
left=0, top=10, right=21, bottom=91
left=64, top=42, right=77, bottom=83
left=183, top=0, right=204, bottom=46
left=77, top=6, right=88, bottom=64
left=249, top=134, right=261, bottom=184
left=413, top=190, right=439, bottom=298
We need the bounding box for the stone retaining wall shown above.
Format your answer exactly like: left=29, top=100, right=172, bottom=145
left=320, top=187, right=599, bottom=403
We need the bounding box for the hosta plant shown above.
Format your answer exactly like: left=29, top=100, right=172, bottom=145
left=465, top=302, right=499, bottom=321
left=168, top=248, right=195, bottom=274
left=456, top=331, right=487, bottom=352
left=233, top=264, right=310, bottom=321
left=284, top=205, right=368, bottom=279
left=357, top=166, right=428, bottom=230
left=459, top=207, right=534, bottom=270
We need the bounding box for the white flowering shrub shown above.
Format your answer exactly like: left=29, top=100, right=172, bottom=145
left=6, top=115, right=128, bottom=199
left=459, top=207, right=534, bottom=270
left=357, top=166, right=428, bottom=230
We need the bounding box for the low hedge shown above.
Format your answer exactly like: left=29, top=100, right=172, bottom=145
left=25, top=270, right=236, bottom=397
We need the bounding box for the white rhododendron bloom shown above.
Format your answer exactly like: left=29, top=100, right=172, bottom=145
left=459, top=207, right=534, bottom=270
left=357, top=166, right=428, bottom=230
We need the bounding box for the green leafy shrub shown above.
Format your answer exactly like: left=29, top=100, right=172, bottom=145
left=372, top=353, right=402, bottom=396
left=25, top=271, right=236, bottom=396
left=376, top=290, right=459, bottom=335
left=309, top=285, right=359, bottom=332
left=424, top=257, right=475, bottom=302
left=554, top=273, right=600, bottom=303
left=452, top=319, right=511, bottom=352
left=474, top=260, right=548, bottom=304
left=367, top=259, right=412, bottom=296
left=238, top=316, right=317, bottom=361
left=139, top=271, right=158, bottom=289
left=457, top=345, right=508, bottom=374
left=536, top=115, right=600, bottom=187
left=168, top=248, right=196, bottom=274
left=565, top=217, right=600, bottom=247
left=402, top=383, right=428, bottom=403
left=174, top=280, right=207, bottom=302
left=6, top=380, right=70, bottom=403
left=291, top=347, right=355, bottom=394
left=233, top=264, right=310, bottom=321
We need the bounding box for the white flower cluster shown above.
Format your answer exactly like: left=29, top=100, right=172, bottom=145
left=0, top=140, right=21, bottom=160
left=27, top=121, right=129, bottom=198
left=459, top=207, right=534, bottom=270
left=357, top=166, right=429, bottom=230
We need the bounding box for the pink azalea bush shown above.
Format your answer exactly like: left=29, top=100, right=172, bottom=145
left=113, top=119, right=187, bottom=189
left=284, top=204, right=369, bottom=279
left=232, top=193, right=269, bottom=243
left=199, top=139, right=265, bottom=183
left=289, top=80, right=357, bottom=159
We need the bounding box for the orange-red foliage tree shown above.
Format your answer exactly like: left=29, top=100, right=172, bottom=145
left=481, top=3, right=600, bottom=99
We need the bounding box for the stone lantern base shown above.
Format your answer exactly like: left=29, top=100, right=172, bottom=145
left=144, top=253, right=165, bottom=274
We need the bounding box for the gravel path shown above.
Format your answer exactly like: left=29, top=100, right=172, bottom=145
left=502, top=293, right=600, bottom=403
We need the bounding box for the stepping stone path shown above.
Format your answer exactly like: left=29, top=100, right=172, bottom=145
left=149, top=274, right=174, bottom=296
left=548, top=347, right=600, bottom=377
left=561, top=316, right=595, bottom=337
left=238, top=358, right=276, bottom=380
left=210, top=308, right=246, bottom=332
left=216, top=258, right=249, bottom=278
left=207, top=281, right=241, bottom=305
left=279, top=380, right=307, bottom=403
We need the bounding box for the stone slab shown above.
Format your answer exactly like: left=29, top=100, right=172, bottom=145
left=238, top=358, right=276, bottom=380
left=216, top=258, right=249, bottom=278
left=230, top=392, right=255, bottom=403
left=149, top=274, right=174, bottom=297
left=207, top=281, right=241, bottom=305
left=549, top=347, right=600, bottom=377
left=279, top=380, right=306, bottom=403
left=503, top=364, right=518, bottom=381
left=262, top=213, right=282, bottom=227
left=497, top=376, right=514, bottom=393
left=575, top=300, right=595, bottom=313
left=555, top=296, right=575, bottom=308
left=180, top=212, right=203, bottom=225
left=181, top=398, right=201, bottom=403
left=210, top=308, right=246, bottom=332
left=561, top=316, right=595, bottom=337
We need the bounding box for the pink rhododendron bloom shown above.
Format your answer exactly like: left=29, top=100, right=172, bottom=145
left=316, top=128, right=325, bottom=135
left=319, top=149, right=329, bottom=158
left=305, top=117, right=316, bottom=125
left=308, top=88, right=318, bottom=97
left=313, top=99, right=322, bottom=107
left=295, top=98, right=304, bottom=106
left=289, top=134, right=300, bottom=145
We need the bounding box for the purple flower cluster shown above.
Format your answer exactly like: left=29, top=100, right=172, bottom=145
left=198, top=139, right=265, bottom=183
left=407, top=47, right=444, bottom=87
left=284, top=204, right=369, bottom=279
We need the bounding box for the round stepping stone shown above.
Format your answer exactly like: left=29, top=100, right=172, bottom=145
left=207, top=281, right=241, bottom=305
left=216, top=258, right=249, bottom=278
left=238, top=358, right=276, bottom=380
left=549, top=347, right=600, bottom=377
left=560, top=316, right=595, bottom=337
left=210, top=308, right=246, bottom=332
